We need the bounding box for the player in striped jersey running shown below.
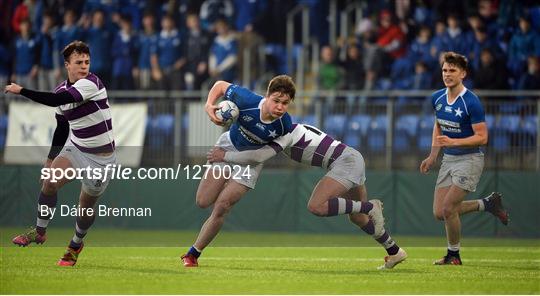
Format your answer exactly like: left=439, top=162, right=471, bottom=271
left=5, top=41, right=116, bottom=266
left=207, top=123, right=407, bottom=269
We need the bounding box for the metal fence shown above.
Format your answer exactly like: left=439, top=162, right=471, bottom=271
left=1, top=89, right=539, bottom=170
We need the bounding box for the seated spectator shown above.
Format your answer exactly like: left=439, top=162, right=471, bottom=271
left=412, top=61, right=432, bottom=91
left=517, top=56, right=540, bottom=98
left=473, top=48, right=509, bottom=92
left=376, top=10, right=406, bottom=62
left=469, top=26, right=503, bottom=71
left=318, top=45, right=344, bottom=112
left=341, top=44, right=365, bottom=111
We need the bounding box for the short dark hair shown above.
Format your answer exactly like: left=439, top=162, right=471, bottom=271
left=440, top=51, right=468, bottom=71
left=267, top=75, right=296, bottom=101
left=62, top=41, right=90, bottom=62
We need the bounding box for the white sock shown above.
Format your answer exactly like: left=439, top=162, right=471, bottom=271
left=36, top=218, right=50, bottom=228
left=448, top=242, right=460, bottom=252
left=477, top=199, right=485, bottom=211
left=72, top=234, right=83, bottom=244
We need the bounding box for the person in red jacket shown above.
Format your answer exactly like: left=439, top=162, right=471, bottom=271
left=376, top=10, right=406, bottom=60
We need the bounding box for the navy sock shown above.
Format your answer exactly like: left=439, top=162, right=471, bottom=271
left=36, top=192, right=58, bottom=235
left=69, top=240, right=82, bottom=250
left=360, top=201, right=373, bottom=214
left=447, top=249, right=460, bottom=257
left=361, top=220, right=375, bottom=235
left=376, top=231, right=400, bottom=255
left=188, top=246, right=201, bottom=258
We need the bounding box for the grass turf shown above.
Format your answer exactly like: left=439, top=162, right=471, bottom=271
left=1, top=227, right=539, bottom=294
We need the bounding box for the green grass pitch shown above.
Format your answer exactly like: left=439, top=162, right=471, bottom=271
left=1, top=227, right=539, bottom=294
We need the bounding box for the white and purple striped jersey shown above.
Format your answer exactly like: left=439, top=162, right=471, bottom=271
left=224, top=123, right=347, bottom=169
left=54, top=73, right=115, bottom=153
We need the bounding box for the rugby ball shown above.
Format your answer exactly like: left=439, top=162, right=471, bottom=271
left=215, top=100, right=239, bottom=123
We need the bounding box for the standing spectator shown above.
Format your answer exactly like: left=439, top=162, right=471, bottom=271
left=116, top=0, right=147, bottom=31
left=11, top=0, right=44, bottom=34
left=408, top=26, right=434, bottom=65
left=80, top=0, right=119, bottom=29
left=182, top=13, right=211, bottom=90
left=444, top=14, right=468, bottom=56
left=151, top=14, right=185, bottom=90
left=360, top=27, right=385, bottom=93
left=134, top=11, right=158, bottom=90
left=199, top=0, right=234, bottom=31
left=430, top=20, right=447, bottom=61
left=54, top=9, right=82, bottom=81
left=477, top=0, right=499, bottom=36
left=233, top=0, right=266, bottom=32
left=111, top=15, right=137, bottom=90
left=508, top=15, right=540, bottom=78
left=12, top=19, right=40, bottom=91
left=84, top=9, right=113, bottom=87
left=0, top=42, right=10, bottom=100
left=469, top=26, right=503, bottom=71
left=37, top=11, right=57, bottom=91
left=209, top=19, right=237, bottom=83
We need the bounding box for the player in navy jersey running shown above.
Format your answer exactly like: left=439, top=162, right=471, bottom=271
left=207, top=123, right=406, bottom=269
left=5, top=41, right=116, bottom=266
left=181, top=75, right=294, bottom=267
left=419, top=52, right=509, bottom=265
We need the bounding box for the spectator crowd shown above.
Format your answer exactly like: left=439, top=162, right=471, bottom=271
left=0, top=0, right=539, bottom=95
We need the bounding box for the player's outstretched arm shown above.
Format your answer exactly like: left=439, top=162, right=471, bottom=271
left=5, top=83, right=79, bottom=107
left=207, top=146, right=278, bottom=165
left=47, top=115, right=70, bottom=161
left=205, top=80, right=231, bottom=126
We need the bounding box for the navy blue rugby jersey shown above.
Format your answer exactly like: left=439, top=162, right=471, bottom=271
left=224, top=84, right=293, bottom=150
left=431, top=87, right=486, bottom=155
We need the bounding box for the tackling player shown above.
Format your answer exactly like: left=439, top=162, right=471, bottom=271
left=5, top=41, right=116, bottom=266
left=420, top=52, right=509, bottom=265
left=207, top=123, right=406, bottom=270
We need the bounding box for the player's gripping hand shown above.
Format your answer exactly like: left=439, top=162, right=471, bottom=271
left=420, top=156, right=436, bottom=174
left=435, top=135, right=456, bottom=147
left=4, top=83, right=22, bottom=94
left=207, top=147, right=226, bottom=163
left=205, top=103, right=225, bottom=126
